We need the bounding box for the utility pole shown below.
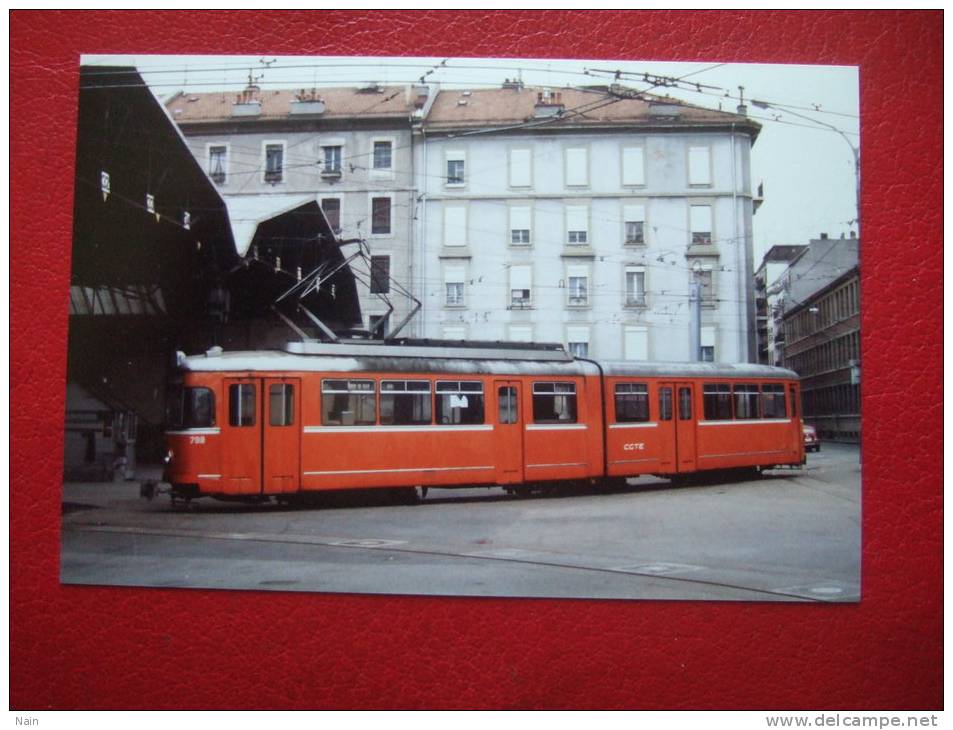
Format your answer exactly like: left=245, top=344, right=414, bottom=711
left=689, top=271, right=702, bottom=361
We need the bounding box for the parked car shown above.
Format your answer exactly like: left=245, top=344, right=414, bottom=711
left=803, top=424, right=821, bottom=452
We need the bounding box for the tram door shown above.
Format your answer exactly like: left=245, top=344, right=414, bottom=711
left=262, top=378, right=301, bottom=494
left=494, top=381, right=524, bottom=484
left=222, top=378, right=261, bottom=494
left=657, top=382, right=697, bottom=474
left=674, top=383, right=697, bottom=472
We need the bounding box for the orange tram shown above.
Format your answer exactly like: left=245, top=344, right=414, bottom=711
left=160, top=340, right=804, bottom=505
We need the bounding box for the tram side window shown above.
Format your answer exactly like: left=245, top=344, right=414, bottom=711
left=436, top=381, right=484, bottom=424
left=789, top=385, right=799, bottom=419
left=733, top=384, right=761, bottom=420
left=380, top=380, right=432, bottom=425
left=532, top=382, right=577, bottom=423
left=321, top=379, right=376, bottom=426
left=228, top=383, right=256, bottom=427
left=269, top=383, right=294, bottom=426
left=615, top=383, right=649, bottom=422
left=761, top=384, right=787, bottom=418
left=702, top=384, right=732, bottom=420
left=167, top=386, right=216, bottom=428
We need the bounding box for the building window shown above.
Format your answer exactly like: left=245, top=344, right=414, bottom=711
left=625, top=266, right=646, bottom=307
left=566, top=326, right=589, bottom=359
left=371, top=197, right=392, bottom=235
left=622, top=146, right=645, bottom=186
left=444, top=264, right=465, bottom=306
left=689, top=145, right=712, bottom=186
left=690, top=205, right=713, bottom=245
left=509, top=265, right=532, bottom=308
left=380, top=380, right=432, bottom=426
left=565, top=147, right=588, bottom=187
left=321, top=198, right=341, bottom=233
left=264, top=143, right=284, bottom=184
left=567, top=265, right=589, bottom=307
left=208, top=145, right=227, bottom=185
left=700, top=325, right=716, bottom=361
left=509, top=206, right=532, bottom=246
left=443, top=205, right=467, bottom=247
left=370, top=255, right=390, bottom=294
left=566, top=205, right=589, bottom=245
left=372, top=140, right=392, bottom=170
left=368, top=313, right=390, bottom=337
left=321, top=379, right=376, bottom=426
left=624, top=326, right=648, bottom=360
left=446, top=150, right=466, bottom=186
left=321, top=145, right=342, bottom=175
left=624, top=204, right=645, bottom=245
left=532, top=382, right=577, bottom=423
left=509, top=148, right=532, bottom=188
left=509, top=325, right=533, bottom=342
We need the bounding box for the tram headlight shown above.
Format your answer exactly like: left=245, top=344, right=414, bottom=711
left=163, top=449, right=174, bottom=465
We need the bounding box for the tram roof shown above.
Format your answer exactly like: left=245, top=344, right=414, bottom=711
left=176, top=344, right=798, bottom=381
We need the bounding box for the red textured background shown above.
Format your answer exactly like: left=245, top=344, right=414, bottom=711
left=10, top=11, right=942, bottom=709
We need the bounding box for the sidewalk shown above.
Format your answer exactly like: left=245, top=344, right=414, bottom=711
left=62, top=464, right=164, bottom=510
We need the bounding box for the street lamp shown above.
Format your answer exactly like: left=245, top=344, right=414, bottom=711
left=751, top=99, right=860, bottom=237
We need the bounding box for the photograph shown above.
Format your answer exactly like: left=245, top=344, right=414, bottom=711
left=61, top=54, right=861, bottom=602
left=11, top=9, right=941, bottom=713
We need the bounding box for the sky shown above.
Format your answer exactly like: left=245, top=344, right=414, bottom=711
left=84, top=54, right=860, bottom=264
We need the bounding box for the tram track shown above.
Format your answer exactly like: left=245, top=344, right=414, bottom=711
left=64, top=522, right=832, bottom=602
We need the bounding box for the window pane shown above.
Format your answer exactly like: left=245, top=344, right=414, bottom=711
left=436, top=381, right=485, bottom=425
left=321, top=198, right=341, bottom=233
left=733, top=384, right=761, bottom=420
left=321, top=380, right=376, bottom=426
left=762, top=384, right=787, bottom=418
left=615, top=383, right=649, bottom=422
left=447, top=158, right=465, bottom=184
left=371, top=198, right=391, bottom=234
left=498, top=386, right=518, bottom=424
left=659, top=387, right=673, bottom=421
left=532, top=382, right=577, bottom=423
left=229, top=384, right=256, bottom=426
left=380, top=380, right=432, bottom=425
left=703, top=383, right=732, bottom=420
left=269, top=384, right=294, bottom=426
left=265, top=145, right=283, bottom=183
left=678, top=387, right=692, bottom=420
left=370, top=256, right=390, bottom=294
left=373, top=141, right=392, bottom=169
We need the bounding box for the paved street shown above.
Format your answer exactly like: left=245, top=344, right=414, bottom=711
left=61, top=443, right=860, bottom=602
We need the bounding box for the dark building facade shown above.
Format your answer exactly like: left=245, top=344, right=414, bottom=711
left=777, top=236, right=860, bottom=442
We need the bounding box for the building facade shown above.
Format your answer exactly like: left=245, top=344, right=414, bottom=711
left=415, top=85, right=761, bottom=361
left=170, top=82, right=762, bottom=362
left=776, top=236, right=860, bottom=442
left=755, top=245, right=808, bottom=366
left=167, top=83, right=432, bottom=338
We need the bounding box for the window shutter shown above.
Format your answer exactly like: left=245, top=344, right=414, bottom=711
left=444, top=205, right=467, bottom=247
left=624, top=204, right=645, bottom=224
left=690, top=205, right=712, bottom=233
left=509, top=148, right=532, bottom=187
left=566, top=147, right=588, bottom=186
left=510, top=265, right=532, bottom=291
left=701, top=326, right=716, bottom=348
left=624, top=326, right=649, bottom=360
left=566, top=205, right=588, bottom=232
left=567, top=326, right=589, bottom=344
left=622, top=147, right=645, bottom=186
left=443, top=264, right=465, bottom=284
left=689, top=146, right=711, bottom=185
left=510, top=206, right=532, bottom=231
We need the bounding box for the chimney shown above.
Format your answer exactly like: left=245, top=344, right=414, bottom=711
left=820, top=233, right=829, bottom=240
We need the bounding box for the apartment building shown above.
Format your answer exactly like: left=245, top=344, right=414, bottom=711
left=415, top=85, right=761, bottom=361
